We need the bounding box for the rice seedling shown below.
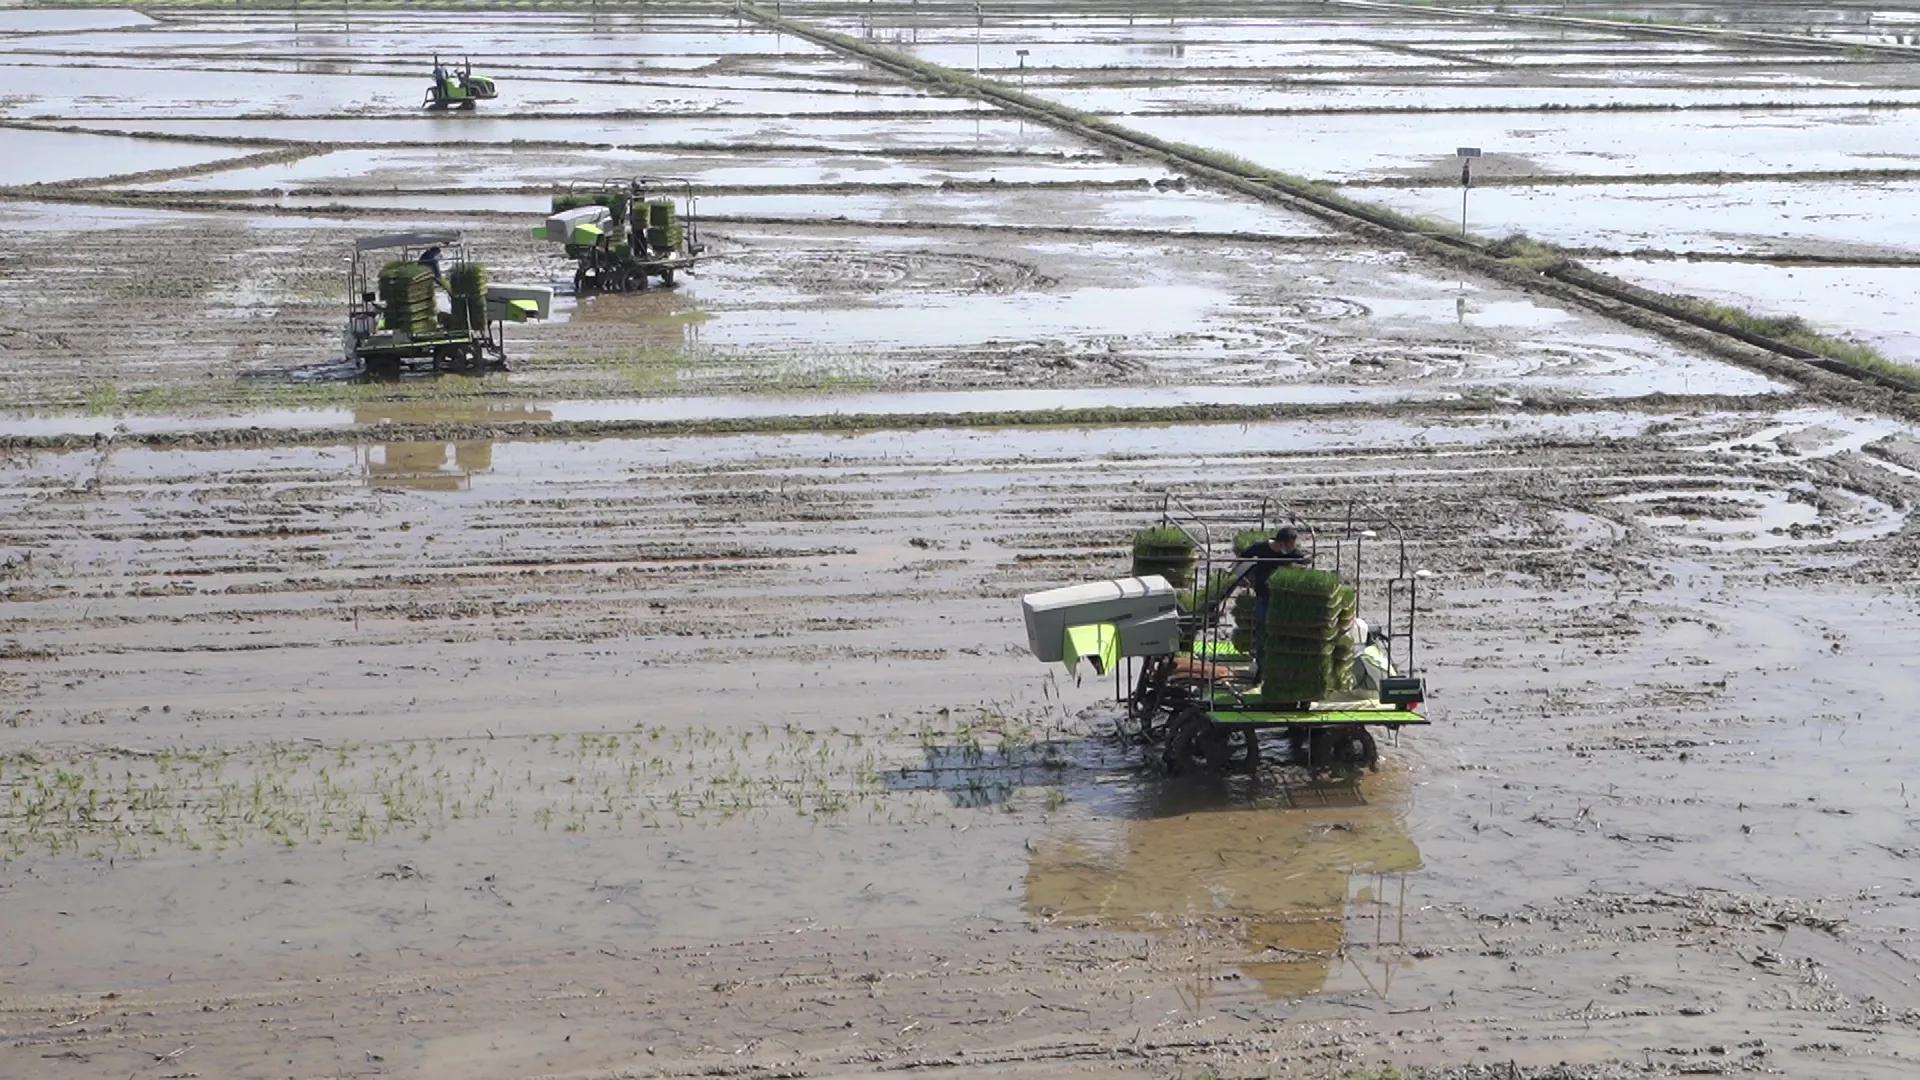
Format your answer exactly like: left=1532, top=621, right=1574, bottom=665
left=1131, top=525, right=1197, bottom=589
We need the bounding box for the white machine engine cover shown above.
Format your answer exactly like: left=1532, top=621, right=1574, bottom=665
left=1020, top=576, right=1178, bottom=662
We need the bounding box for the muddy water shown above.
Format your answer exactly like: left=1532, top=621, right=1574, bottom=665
left=0, top=384, right=1408, bottom=440
left=1027, top=766, right=1423, bottom=1001
left=904, top=38, right=1449, bottom=70
left=1356, top=179, right=1920, bottom=257
left=0, top=65, right=946, bottom=120
left=0, top=127, right=244, bottom=185
left=3, top=406, right=1918, bottom=1076
left=1045, top=81, right=1920, bottom=114
left=1122, top=107, right=1920, bottom=180
left=3, top=27, right=829, bottom=58
left=0, top=202, right=1783, bottom=411
left=810, top=16, right=1588, bottom=45
left=1594, top=257, right=1920, bottom=363
left=81, top=113, right=1090, bottom=152
left=0, top=8, right=152, bottom=33
left=5, top=4, right=1920, bottom=1075
left=133, top=145, right=1163, bottom=193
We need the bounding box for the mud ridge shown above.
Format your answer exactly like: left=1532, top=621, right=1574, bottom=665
left=0, top=393, right=1782, bottom=452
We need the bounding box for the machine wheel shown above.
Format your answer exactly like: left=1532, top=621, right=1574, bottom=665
left=660, top=268, right=676, bottom=286
left=1298, top=726, right=1378, bottom=777
left=1199, top=724, right=1232, bottom=772
left=1306, top=727, right=1334, bottom=772
left=1164, top=709, right=1258, bottom=775
left=1124, top=656, right=1176, bottom=743
left=1331, top=727, right=1379, bottom=776
left=1162, top=708, right=1207, bottom=774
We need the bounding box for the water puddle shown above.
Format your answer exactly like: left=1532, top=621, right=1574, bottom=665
left=1, top=28, right=828, bottom=59
left=75, top=114, right=1088, bottom=153
left=0, top=9, right=153, bottom=33
left=821, top=18, right=1577, bottom=46
left=0, top=198, right=218, bottom=232
left=0, top=64, right=949, bottom=119
left=239, top=186, right=1324, bottom=239
left=0, top=383, right=1411, bottom=441
left=0, top=127, right=245, bottom=184
left=695, top=188, right=1328, bottom=236
left=1358, top=179, right=1920, bottom=258
left=1594, top=258, right=1920, bottom=365
left=1027, top=768, right=1421, bottom=1001
left=1121, top=108, right=1920, bottom=181
left=904, top=39, right=1448, bottom=71
left=132, top=145, right=1162, bottom=193
left=1045, top=82, right=1920, bottom=115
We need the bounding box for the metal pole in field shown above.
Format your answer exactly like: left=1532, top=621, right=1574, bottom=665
left=1456, top=146, right=1480, bottom=237
left=974, top=1, right=983, bottom=76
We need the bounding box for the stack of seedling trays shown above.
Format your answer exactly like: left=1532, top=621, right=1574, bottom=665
left=1132, top=526, right=1207, bottom=649
left=449, top=263, right=487, bottom=333
left=644, top=199, right=682, bottom=254
left=1260, top=567, right=1356, bottom=706
left=378, top=261, right=438, bottom=336
left=1130, top=526, right=1195, bottom=590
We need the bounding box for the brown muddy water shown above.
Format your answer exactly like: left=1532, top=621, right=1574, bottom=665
left=5, top=407, right=1920, bottom=1077
left=3, top=3, right=1920, bottom=1078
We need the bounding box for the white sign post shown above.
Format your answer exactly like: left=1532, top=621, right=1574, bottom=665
left=1456, top=146, right=1481, bottom=237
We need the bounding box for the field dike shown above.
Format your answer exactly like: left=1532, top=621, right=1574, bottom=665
left=0, top=392, right=1774, bottom=452
left=733, top=2, right=1920, bottom=399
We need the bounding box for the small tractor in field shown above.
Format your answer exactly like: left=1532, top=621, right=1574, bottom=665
left=423, top=55, right=497, bottom=110
left=1021, top=496, right=1432, bottom=776
left=538, top=177, right=705, bottom=294
left=342, top=231, right=550, bottom=375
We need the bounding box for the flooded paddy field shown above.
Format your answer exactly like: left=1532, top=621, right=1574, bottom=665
left=3, top=2, right=1920, bottom=1079
left=4, top=406, right=1920, bottom=1078
left=1350, top=179, right=1920, bottom=260
left=1588, top=259, right=1920, bottom=366
left=0, top=200, right=1777, bottom=415
left=822, top=0, right=1920, bottom=374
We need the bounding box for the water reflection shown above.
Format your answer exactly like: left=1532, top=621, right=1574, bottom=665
left=1025, top=770, right=1420, bottom=1001
left=354, top=402, right=552, bottom=490
left=570, top=287, right=710, bottom=351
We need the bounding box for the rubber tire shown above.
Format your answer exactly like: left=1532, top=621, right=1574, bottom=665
left=1336, top=727, right=1379, bottom=775
left=1162, top=708, right=1207, bottom=775
left=1200, top=725, right=1232, bottom=772
left=1307, top=728, right=1335, bottom=773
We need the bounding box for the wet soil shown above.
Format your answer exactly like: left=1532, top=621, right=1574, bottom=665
left=4, top=408, right=1920, bottom=1078
left=2, top=4, right=1919, bottom=1079
left=0, top=206, right=1769, bottom=415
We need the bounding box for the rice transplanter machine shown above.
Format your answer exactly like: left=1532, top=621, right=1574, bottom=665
left=342, top=231, right=552, bottom=375
left=537, top=177, right=705, bottom=294
left=1020, top=496, right=1432, bottom=775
